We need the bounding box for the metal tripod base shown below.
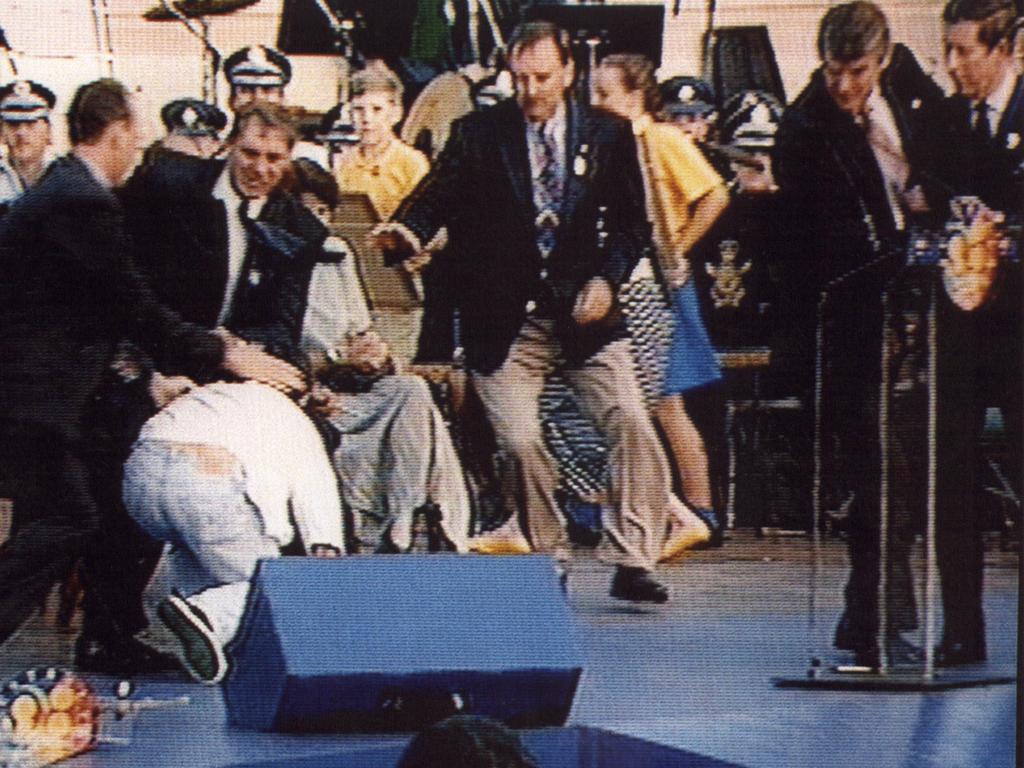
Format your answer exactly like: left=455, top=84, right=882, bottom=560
left=773, top=664, right=1015, bottom=691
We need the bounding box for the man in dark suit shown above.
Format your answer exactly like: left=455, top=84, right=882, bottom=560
left=122, top=102, right=328, bottom=372
left=0, top=79, right=303, bottom=659
left=773, top=2, right=948, bottom=666
left=377, top=21, right=675, bottom=603
left=930, top=0, right=1022, bottom=666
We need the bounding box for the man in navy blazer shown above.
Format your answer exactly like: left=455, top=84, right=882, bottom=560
left=378, top=21, right=678, bottom=603
left=123, top=102, right=328, bottom=372
left=0, top=80, right=302, bottom=662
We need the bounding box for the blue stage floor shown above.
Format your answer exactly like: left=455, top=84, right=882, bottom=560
left=1, top=533, right=1017, bottom=768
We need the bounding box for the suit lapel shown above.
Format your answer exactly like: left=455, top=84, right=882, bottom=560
left=498, top=103, right=535, bottom=223
left=995, top=75, right=1024, bottom=141
left=559, top=99, right=586, bottom=224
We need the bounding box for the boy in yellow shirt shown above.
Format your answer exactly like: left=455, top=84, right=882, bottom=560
left=334, top=66, right=430, bottom=220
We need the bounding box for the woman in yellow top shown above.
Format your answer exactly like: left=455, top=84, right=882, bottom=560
left=594, top=54, right=730, bottom=546
left=334, top=66, right=430, bottom=220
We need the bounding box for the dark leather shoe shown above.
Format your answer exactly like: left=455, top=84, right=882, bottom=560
left=75, top=634, right=181, bottom=675
left=935, top=642, right=986, bottom=667
left=609, top=567, right=668, bottom=604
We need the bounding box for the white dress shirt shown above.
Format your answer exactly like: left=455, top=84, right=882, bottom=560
left=211, top=165, right=266, bottom=326
left=862, top=89, right=910, bottom=231
left=974, top=67, right=1016, bottom=135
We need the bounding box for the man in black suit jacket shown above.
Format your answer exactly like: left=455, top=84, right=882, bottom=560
left=0, top=80, right=303, bottom=655
left=123, top=102, right=328, bottom=371
left=930, top=0, right=1023, bottom=666
left=773, top=2, right=948, bottom=666
left=378, top=21, right=676, bottom=603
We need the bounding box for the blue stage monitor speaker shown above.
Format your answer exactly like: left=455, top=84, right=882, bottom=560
left=223, top=555, right=584, bottom=733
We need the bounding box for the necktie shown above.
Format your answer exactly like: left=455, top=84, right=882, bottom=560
left=536, top=122, right=562, bottom=209
left=535, top=122, right=562, bottom=257
left=973, top=101, right=991, bottom=141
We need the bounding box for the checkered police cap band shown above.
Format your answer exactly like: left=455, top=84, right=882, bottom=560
left=225, top=46, right=291, bottom=88
left=0, top=80, right=55, bottom=122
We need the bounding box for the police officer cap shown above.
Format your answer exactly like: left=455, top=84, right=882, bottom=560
left=160, top=98, right=227, bottom=137
left=224, top=45, right=292, bottom=88
left=720, top=90, right=783, bottom=150
left=659, top=76, right=716, bottom=117
left=0, top=80, right=56, bottom=123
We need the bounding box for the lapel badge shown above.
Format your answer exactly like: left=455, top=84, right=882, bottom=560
left=1007, top=132, right=1020, bottom=150
left=248, top=269, right=263, bottom=287
left=911, top=98, right=921, bottom=109
left=573, top=144, right=589, bottom=177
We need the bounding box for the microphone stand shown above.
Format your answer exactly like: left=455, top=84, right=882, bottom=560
left=807, top=248, right=906, bottom=677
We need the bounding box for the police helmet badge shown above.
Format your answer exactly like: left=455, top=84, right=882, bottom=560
left=181, top=106, right=198, bottom=130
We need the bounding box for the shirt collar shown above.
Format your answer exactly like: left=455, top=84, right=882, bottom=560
left=213, top=162, right=266, bottom=219
left=978, top=67, right=1015, bottom=122
left=862, top=88, right=887, bottom=121
left=526, top=99, right=567, bottom=138
left=632, top=113, right=653, bottom=136
left=346, top=137, right=396, bottom=169
left=75, top=152, right=114, bottom=190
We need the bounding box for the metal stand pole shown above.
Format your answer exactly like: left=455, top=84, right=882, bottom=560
left=808, top=292, right=826, bottom=676
left=923, top=277, right=939, bottom=680
left=776, top=244, right=1015, bottom=690
left=876, top=291, right=896, bottom=671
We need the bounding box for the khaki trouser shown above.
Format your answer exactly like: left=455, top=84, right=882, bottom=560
left=472, top=318, right=670, bottom=571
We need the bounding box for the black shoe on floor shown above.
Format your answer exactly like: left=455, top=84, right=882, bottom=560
left=609, top=567, right=669, bottom=604
left=693, top=508, right=724, bottom=548
left=74, top=633, right=181, bottom=676
left=935, top=641, right=986, bottom=668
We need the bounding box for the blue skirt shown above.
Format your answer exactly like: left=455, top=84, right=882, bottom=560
left=661, top=280, right=722, bottom=396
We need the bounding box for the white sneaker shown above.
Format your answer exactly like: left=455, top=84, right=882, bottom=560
left=157, top=594, right=228, bottom=685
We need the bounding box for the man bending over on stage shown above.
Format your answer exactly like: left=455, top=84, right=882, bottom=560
left=123, top=377, right=344, bottom=685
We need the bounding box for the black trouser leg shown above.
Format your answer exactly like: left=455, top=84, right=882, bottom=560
left=836, top=392, right=918, bottom=649
left=0, top=422, right=98, bottom=644
left=79, top=494, right=164, bottom=640
left=936, top=397, right=986, bottom=652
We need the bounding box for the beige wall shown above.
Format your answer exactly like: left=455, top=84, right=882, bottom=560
left=0, top=0, right=956, bottom=152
